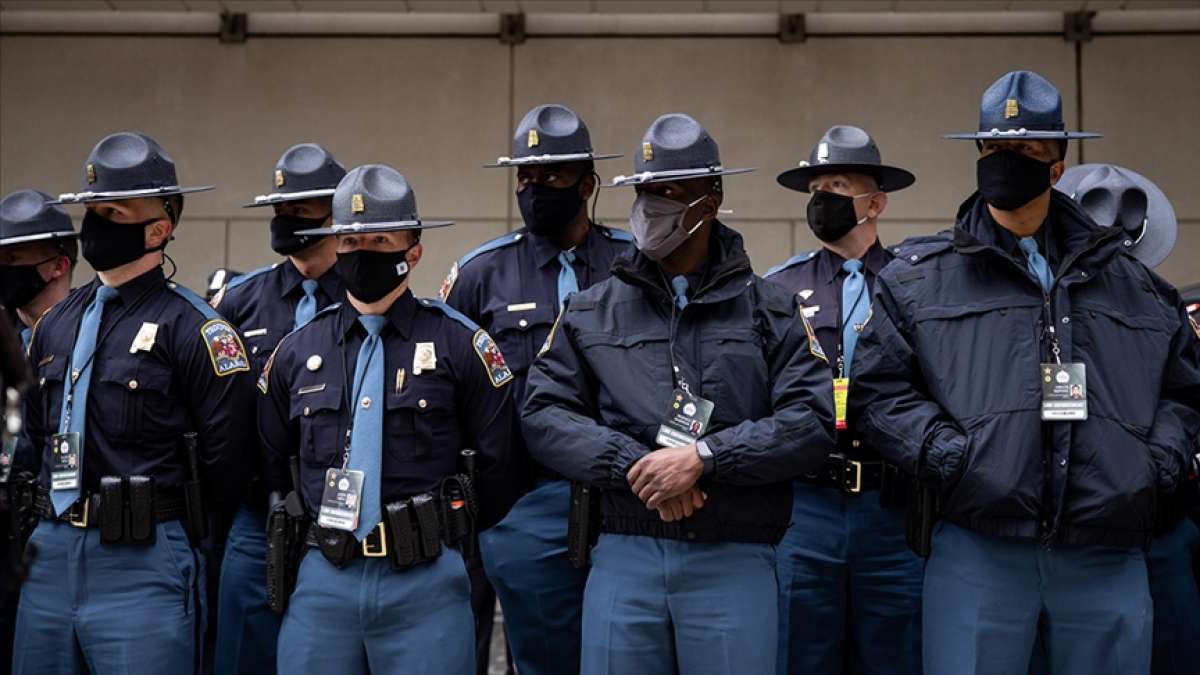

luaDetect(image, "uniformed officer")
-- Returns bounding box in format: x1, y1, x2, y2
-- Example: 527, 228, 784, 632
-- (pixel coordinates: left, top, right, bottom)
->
258, 164, 526, 675
441, 103, 632, 675
210, 142, 346, 675
765, 125, 922, 675
0, 188, 77, 670
522, 113, 837, 675
13, 131, 256, 674
1053, 163, 1199, 675
0, 190, 77, 350
849, 71, 1200, 675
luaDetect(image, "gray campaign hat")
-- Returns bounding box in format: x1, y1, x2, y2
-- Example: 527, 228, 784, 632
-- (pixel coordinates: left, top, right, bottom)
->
0, 189, 76, 247
244, 143, 347, 207
296, 164, 451, 236
54, 131, 213, 204
946, 70, 1101, 142
485, 103, 620, 168
777, 125, 915, 193
1056, 163, 1176, 268
608, 113, 754, 187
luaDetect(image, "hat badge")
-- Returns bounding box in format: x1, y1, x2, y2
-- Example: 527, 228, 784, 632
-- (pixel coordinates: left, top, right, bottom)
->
1005, 98, 1019, 119
817, 142, 830, 163
86, 164, 96, 184
351, 194, 365, 214
528, 129, 539, 148
642, 142, 654, 161
275, 169, 285, 187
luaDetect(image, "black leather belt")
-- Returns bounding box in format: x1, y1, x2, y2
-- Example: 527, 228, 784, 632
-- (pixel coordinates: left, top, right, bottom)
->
306, 522, 391, 560
798, 454, 897, 494
34, 485, 186, 528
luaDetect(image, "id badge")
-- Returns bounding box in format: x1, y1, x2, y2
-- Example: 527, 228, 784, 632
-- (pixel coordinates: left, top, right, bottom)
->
833, 378, 850, 431
317, 468, 364, 532
1041, 363, 1088, 421
49, 432, 81, 491
655, 388, 715, 448
0, 437, 14, 483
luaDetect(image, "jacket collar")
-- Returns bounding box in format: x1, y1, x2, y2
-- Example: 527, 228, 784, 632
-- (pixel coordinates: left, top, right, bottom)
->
612, 220, 753, 305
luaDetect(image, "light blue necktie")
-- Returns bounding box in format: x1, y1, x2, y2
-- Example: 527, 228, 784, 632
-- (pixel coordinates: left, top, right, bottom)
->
347, 314, 386, 540
557, 250, 579, 310
294, 278, 320, 330
54, 285, 119, 515
19, 327, 31, 351
671, 275, 689, 310
1019, 237, 1053, 292
841, 259, 870, 375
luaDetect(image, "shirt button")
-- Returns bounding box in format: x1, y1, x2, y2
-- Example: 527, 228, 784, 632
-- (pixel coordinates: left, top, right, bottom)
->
361, 397, 371, 409
128, 380, 138, 390
518, 319, 528, 328
1059, 459, 1067, 467
910, 255, 919, 262
851, 439, 861, 448
1061, 317, 1070, 324
418, 399, 428, 409
303, 406, 311, 416
39, 377, 46, 386
251, 346, 259, 355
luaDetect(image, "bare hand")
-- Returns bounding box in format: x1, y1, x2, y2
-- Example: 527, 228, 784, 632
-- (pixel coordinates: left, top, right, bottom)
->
627, 445, 703, 509
656, 486, 707, 522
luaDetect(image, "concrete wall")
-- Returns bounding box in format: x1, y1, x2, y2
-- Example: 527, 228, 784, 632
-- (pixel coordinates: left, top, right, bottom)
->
2, 33, 1197, 296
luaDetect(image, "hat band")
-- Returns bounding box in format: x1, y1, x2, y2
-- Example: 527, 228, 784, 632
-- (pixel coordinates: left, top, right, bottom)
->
253, 188, 337, 203
331, 221, 421, 232
494, 152, 597, 166
611, 165, 726, 186
57, 186, 186, 203
0, 230, 77, 246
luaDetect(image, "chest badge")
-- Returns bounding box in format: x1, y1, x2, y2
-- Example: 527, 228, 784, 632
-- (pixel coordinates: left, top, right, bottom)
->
130, 322, 159, 354
306, 354, 323, 372
413, 342, 437, 375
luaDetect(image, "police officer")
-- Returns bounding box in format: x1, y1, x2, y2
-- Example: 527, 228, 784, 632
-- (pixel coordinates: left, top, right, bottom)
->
1054, 163, 1199, 675
849, 71, 1200, 675
258, 164, 526, 674
0, 190, 77, 350
765, 125, 921, 675
13, 131, 256, 674
210, 142, 346, 675
522, 113, 837, 674
441, 103, 632, 675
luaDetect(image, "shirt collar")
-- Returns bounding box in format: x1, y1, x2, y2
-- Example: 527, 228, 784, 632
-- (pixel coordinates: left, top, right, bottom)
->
816, 238, 889, 284
279, 258, 341, 301
528, 225, 596, 270
109, 265, 165, 305
336, 288, 417, 343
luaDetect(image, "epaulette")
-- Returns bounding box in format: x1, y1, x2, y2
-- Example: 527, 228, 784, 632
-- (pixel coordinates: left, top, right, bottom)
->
169, 282, 222, 321
418, 298, 482, 332
887, 234, 955, 265
764, 250, 818, 278
456, 231, 523, 270
224, 263, 279, 292
419, 298, 513, 388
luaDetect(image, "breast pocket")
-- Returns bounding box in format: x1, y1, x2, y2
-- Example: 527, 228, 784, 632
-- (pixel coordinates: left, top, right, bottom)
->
576, 331, 672, 429
95, 358, 174, 440
489, 305, 557, 376
290, 386, 344, 469
1073, 302, 1171, 427
701, 328, 770, 422
911, 300, 1043, 419
36, 357, 68, 427
386, 380, 459, 463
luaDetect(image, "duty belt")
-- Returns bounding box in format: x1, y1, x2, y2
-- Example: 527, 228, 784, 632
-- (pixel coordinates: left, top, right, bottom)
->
33, 485, 186, 528
799, 453, 898, 494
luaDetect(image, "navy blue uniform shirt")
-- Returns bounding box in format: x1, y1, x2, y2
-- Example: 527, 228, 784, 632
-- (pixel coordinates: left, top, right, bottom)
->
765, 239, 893, 461
22, 267, 256, 509
440, 224, 634, 405
257, 291, 527, 530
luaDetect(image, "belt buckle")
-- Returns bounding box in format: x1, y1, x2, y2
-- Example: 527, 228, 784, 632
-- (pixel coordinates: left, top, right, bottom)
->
362, 522, 388, 558
844, 460, 863, 494
68, 497, 90, 528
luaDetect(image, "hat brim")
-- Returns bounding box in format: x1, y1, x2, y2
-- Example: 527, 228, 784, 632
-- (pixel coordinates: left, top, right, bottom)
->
0, 230, 78, 247
296, 220, 454, 236
51, 185, 214, 205
483, 152, 623, 168
242, 188, 337, 208
604, 167, 755, 188
944, 131, 1102, 141
776, 163, 915, 193
1055, 163, 1177, 268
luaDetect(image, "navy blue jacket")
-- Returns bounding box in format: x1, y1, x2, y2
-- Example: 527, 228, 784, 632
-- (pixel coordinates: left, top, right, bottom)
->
440, 224, 633, 406
522, 222, 837, 544
21, 268, 256, 510
766, 239, 894, 462
257, 291, 527, 530
849, 191, 1200, 549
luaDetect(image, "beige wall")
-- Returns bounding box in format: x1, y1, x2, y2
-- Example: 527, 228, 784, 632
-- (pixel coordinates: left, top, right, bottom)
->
2, 33, 1197, 296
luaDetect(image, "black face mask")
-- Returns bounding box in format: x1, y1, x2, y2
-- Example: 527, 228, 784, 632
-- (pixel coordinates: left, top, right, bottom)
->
336, 247, 412, 303
977, 150, 1054, 211
806, 190, 869, 243
0, 260, 52, 309
270, 213, 328, 256
517, 176, 586, 237
80, 210, 163, 272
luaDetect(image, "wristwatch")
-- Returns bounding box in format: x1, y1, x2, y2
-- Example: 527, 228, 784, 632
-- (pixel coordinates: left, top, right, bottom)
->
696, 440, 715, 475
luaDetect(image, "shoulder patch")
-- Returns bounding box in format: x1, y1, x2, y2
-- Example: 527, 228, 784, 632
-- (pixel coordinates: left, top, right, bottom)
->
201, 319, 250, 377
223, 263, 278, 292
456, 231, 523, 270
168, 282, 221, 321
800, 310, 827, 363
599, 225, 634, 242
472, 329, 513, 388
438, 261, 459, 302
539, 305, 566, 358
765, 250, 818, 278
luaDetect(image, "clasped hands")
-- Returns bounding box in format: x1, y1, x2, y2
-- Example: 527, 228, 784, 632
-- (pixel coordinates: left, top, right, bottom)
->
626, 444, 707, 523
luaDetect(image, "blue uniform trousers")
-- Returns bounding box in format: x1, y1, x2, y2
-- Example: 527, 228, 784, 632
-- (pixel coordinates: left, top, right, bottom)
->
479, 479, 587, 675
1144, 517, 1200, 675
925, 521, 1151, 675
12, 519, 205, 675
213, 504, 279, 675
581, 533, 778, 675
776, 484, 923, 675
276, 546, 474, 675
